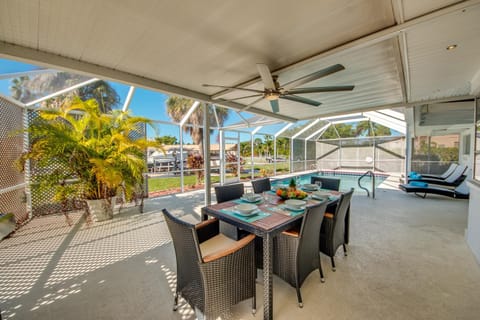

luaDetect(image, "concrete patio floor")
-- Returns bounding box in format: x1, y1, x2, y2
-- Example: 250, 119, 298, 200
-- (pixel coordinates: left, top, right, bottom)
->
1, 187, 479, 320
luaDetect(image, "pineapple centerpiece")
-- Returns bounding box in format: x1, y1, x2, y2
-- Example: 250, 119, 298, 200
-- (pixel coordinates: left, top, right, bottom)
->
276, 178, 308, 199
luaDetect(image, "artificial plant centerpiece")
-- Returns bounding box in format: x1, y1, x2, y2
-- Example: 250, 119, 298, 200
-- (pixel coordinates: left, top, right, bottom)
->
18, 97, 160, 221
276, 178, 308, 199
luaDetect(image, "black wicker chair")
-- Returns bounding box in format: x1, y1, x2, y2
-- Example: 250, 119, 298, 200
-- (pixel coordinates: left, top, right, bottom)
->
214, 183, 245, 203
311, 176, 341, 191
273, 201, 328, 307
320, 188, 354, 271
251, 178, 271, 194
162, 209, 256, 319
214, 183, 246, 240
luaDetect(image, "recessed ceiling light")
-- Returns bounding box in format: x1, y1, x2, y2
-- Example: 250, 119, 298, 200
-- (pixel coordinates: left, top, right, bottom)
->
446, 44, 457, 51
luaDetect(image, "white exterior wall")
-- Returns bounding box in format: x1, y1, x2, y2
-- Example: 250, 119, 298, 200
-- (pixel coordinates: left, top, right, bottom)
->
466, 180, 480, 265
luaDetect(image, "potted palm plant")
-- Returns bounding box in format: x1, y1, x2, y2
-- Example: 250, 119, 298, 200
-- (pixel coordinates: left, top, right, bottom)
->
18, 97, 160, 221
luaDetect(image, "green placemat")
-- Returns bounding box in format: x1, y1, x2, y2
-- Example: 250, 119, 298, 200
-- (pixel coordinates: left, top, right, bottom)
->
234, 198, 263, 204
220, 208, 271, 223
278, 205, 305, 217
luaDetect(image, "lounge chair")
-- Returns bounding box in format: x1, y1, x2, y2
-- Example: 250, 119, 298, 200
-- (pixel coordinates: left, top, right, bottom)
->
399, 181, 469, 199
407, 165, 467, 187
418, 163, 458, 180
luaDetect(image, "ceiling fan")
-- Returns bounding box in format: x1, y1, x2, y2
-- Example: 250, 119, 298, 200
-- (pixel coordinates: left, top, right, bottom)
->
203, 63, 354, 113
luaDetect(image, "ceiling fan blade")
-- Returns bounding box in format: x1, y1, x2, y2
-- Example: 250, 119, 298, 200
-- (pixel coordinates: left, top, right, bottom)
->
281, 64, 346, 90
269, 99, 280, 113
256, 63, 276, 90
203, 84, 265, 94
287, 85, 355, 94
228, 94, 263, 101
241, 96, 266, 111
280, 95, 322, 106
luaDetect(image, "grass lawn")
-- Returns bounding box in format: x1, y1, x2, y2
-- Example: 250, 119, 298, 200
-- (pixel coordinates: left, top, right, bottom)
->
148, 175, 221, 192
147, 162, 290, 192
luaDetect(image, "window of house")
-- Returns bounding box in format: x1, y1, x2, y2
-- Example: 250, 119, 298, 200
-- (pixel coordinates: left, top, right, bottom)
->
411, 134, 459, 175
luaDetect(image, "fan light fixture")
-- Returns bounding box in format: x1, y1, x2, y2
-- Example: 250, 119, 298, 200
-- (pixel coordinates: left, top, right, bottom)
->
203, 63, 354, 113
446, 44, 457, 51
265, 92, 280, 101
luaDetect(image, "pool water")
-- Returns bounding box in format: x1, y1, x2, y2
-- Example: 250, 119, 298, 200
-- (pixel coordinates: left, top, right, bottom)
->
271, 172, 388, 194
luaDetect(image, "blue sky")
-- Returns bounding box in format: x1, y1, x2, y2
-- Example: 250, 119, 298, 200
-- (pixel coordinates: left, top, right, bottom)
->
0, 58, 263, 143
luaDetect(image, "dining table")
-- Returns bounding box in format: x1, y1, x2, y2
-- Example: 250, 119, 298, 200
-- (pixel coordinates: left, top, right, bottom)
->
201, 187, 346, 320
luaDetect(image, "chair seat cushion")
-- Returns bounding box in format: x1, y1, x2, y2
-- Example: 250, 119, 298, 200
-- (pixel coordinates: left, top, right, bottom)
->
409, 181, 428, 187
282, 226, 300, 237
200, 233, 238, 259
324, 212, 334, 219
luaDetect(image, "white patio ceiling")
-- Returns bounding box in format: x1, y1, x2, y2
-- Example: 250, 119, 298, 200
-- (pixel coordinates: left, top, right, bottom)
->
0, 0, 479, 122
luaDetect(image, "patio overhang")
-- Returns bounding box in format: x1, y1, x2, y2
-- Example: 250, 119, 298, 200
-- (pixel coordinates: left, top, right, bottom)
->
0, 0, 479, 122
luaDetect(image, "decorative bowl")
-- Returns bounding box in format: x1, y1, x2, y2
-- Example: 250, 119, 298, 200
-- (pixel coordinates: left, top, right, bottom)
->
302, 183, 318, 191
234, 203, 257, 214
311, 191, 330, 200
242, 192, 261, 202
284, 199, 307, 209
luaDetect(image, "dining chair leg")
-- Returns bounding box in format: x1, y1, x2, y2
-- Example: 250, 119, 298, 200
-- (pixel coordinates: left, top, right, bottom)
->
330, 256, 336, 271
319, 255, 325, 283
173, 292, 179, 311
343, 244, 348, 256
296, 285, 303, 308
252, 272, 257, 315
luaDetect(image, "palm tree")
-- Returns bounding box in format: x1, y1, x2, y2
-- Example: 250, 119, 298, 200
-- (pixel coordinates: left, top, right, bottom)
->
77, 80, 120, 113
166, 96, 229, 155
10, 76, 33, 102
355, 120, 391, 137
253, 138, 263, 157
10, 73, 119, 112
18, 97, 160, 220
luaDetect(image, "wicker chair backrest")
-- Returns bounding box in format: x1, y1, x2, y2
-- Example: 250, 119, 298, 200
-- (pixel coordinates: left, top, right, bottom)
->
251, 178, 271, 194
311, 176, 341, 191
162, 209, 204, 309
296, 201, 327, 286
331, 188, 354, 244
214, 183, 245, 203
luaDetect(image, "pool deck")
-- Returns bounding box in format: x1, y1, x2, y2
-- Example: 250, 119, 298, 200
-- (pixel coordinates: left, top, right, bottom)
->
1, 183, 479, 320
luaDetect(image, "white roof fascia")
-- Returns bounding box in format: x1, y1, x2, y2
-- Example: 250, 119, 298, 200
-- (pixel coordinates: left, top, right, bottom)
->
212, 105, 221, 127
251, 126, 263, 135
364, 111, 406, 134
292, 119, 320, 139
122, 86, 136, 112
179, 100, 200, 127
306, 123, 331, 140
25, 78, 99, 107
331, 117, 368, 124
274, 123, 293, 138
376, 109, 405, 121
320, 113, 363, 121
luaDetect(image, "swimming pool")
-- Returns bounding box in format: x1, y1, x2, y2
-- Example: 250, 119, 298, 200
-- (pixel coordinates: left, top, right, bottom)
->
271, 171, 388, 194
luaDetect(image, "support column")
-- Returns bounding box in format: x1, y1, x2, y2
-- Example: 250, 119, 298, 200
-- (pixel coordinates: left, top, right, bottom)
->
304, 140, 307, 171
219, 130, 225, 185
251, 133, 255, 180
290, 139, 294, 173
204, 104, 211, 207
179, 126, 184, 193
273, 138, 277, 176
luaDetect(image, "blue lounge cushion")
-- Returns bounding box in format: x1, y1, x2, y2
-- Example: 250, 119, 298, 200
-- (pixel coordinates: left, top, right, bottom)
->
408, 172, 423, 179
409, 181, 428, 187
